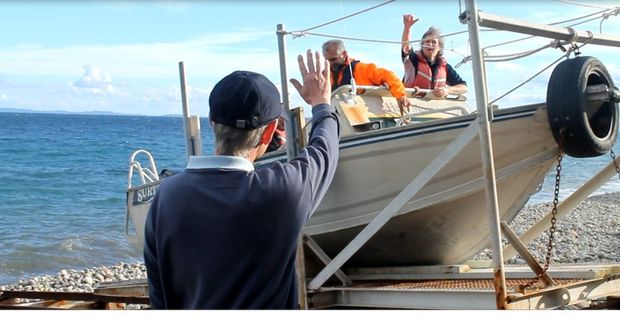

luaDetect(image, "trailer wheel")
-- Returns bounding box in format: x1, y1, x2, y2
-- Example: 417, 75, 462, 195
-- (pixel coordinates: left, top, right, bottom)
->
546, 56, 619, 158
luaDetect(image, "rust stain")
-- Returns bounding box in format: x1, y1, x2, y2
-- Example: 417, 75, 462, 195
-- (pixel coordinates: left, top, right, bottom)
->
493, 269, 506, 310
333, 278, 578, 290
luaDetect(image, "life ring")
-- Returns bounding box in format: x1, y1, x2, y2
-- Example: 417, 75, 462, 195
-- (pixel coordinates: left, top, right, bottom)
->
546, 56, 619, 158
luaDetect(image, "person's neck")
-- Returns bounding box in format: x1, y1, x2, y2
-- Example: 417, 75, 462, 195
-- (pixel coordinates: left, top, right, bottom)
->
214, 151, 256, 162
332, 63, 345, 74
424, 53, 436, 65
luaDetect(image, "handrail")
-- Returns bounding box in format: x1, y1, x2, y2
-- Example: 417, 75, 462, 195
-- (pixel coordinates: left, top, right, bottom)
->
405, 105, 469, 118
339, 85, 466, 101
127, 149, 159, 190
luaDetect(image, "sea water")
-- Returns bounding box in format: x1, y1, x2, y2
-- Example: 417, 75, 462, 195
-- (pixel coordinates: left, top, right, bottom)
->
0, 111, 619, 284
0, 112, 213, 284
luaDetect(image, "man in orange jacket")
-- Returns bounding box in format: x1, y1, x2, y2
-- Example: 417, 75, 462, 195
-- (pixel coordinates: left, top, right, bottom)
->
322, 39, 410, 111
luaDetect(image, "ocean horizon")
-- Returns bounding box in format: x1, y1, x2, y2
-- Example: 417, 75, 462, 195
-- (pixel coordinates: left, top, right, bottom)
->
1, 111, 619, 285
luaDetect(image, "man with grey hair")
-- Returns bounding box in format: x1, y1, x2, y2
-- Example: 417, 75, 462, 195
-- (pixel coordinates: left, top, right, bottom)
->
322, 39, 410, 111
401, 14, 468, 98
144, 49, 339, 309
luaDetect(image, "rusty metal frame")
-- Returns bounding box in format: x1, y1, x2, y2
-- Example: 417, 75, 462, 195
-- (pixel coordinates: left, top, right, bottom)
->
307, 272, 620, 310
0, 290, 149, 309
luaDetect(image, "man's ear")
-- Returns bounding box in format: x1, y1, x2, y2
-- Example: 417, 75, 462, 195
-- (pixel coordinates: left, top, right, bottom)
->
259, 120, 278, 145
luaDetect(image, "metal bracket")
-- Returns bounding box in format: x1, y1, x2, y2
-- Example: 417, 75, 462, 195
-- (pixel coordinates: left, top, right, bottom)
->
303, 235, 352, 286
500, 221, 556, 290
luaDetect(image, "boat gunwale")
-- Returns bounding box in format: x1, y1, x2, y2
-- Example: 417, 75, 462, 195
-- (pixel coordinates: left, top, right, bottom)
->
257, 102, 546, 164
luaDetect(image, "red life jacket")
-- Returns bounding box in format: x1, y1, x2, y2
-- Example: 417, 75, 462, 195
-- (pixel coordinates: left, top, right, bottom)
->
403, 51, 447, 89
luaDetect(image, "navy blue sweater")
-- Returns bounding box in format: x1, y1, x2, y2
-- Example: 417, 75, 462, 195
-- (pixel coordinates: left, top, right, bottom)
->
144, 104, 339, 309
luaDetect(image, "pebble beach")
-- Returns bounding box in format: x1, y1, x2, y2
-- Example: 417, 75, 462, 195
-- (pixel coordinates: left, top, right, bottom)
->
1, 193, 619, 301
475, 192, 620, 264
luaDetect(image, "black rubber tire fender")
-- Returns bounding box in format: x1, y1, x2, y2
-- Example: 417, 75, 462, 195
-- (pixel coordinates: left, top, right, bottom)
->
546, 56, 618, 158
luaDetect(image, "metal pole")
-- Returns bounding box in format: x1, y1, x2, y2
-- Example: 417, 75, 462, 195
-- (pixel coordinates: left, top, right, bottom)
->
277, 24, 300, 160
179, 61, 194, 162
477, 11, 620, 47
277, 23, 307, 309
463, 0, 507, 309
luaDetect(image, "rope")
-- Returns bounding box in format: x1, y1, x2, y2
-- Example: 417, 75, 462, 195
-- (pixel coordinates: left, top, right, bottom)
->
285, 0, 615, 72
291, 29, 470, 46
489, 33, 594, 105
484, 43, 555, 62
288, 1, 470, 58
484, 31, 596, 63
565, 26, 578, 43
293, 31, 402, 44
489, 53, 569, 106
569, 12, 615, 27
600, 8, 620, 33
292, 0, 396, 34
551, 8, 612, 25
454, 56, 471, 68
474, 7, 615, 67
291, 31, 470, 59
404, 30, 470, 45
552, 0, 614, 10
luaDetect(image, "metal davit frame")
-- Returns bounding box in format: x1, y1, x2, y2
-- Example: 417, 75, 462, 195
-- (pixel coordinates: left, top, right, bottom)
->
276, 0, 620, 310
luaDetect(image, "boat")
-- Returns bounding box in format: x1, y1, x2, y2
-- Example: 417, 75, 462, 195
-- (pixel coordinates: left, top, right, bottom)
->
125, 0, 620, 309
125, 149, 162, 249
127, 59, 617, 266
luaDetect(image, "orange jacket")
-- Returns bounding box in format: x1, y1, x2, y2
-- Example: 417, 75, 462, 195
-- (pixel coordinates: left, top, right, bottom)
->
331, 59, 406, 98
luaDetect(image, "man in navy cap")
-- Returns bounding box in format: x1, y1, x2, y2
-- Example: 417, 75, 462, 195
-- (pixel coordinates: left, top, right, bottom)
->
143, 50, 339, 309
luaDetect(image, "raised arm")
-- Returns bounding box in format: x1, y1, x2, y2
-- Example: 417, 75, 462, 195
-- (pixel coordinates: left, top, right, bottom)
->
402, 14, 418, 55
290, 49, 331, 107
289, 49, 340, 214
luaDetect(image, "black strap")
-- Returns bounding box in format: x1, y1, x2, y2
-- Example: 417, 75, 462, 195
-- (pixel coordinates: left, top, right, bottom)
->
334, 60, 359, 90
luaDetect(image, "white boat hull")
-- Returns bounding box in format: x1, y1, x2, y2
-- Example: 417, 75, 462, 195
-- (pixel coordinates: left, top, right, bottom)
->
256, 103, 560, 271
126, 103, 559, 269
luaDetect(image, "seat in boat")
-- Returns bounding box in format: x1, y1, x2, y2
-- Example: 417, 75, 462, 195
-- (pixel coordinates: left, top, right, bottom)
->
330, 85, 472, 136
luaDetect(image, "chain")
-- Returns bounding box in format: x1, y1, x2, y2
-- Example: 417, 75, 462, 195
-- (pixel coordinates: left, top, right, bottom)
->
520, 154, 563, 291
611, 149, 620, 180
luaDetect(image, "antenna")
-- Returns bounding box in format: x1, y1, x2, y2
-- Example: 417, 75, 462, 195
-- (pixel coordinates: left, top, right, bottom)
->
339, 1, 357, 105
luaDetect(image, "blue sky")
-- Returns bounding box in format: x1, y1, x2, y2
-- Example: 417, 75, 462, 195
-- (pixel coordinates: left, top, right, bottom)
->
0, 0, 618, 116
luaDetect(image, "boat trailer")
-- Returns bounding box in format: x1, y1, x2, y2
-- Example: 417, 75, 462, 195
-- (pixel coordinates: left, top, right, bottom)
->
304, 263, 620, 309
274, 0, 620, 310
0, 280, 149, 310
1, 265, 619, 309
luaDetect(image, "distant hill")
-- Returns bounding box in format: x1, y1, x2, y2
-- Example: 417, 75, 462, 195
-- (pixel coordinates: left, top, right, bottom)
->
0, 107, 181, 117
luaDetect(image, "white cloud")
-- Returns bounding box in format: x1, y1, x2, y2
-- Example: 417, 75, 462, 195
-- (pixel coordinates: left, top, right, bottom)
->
1, 94, 7, 100
0, 2, 617, 116
70, 64, 115, 95
0, 29, 277, 82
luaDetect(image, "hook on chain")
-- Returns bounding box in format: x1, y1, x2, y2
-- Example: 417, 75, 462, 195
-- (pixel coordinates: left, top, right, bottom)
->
519, 153, 563, 292
610, 149, 620, 180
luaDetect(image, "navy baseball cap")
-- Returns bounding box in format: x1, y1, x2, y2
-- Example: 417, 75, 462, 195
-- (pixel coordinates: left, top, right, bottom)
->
209, 70, 282, 130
